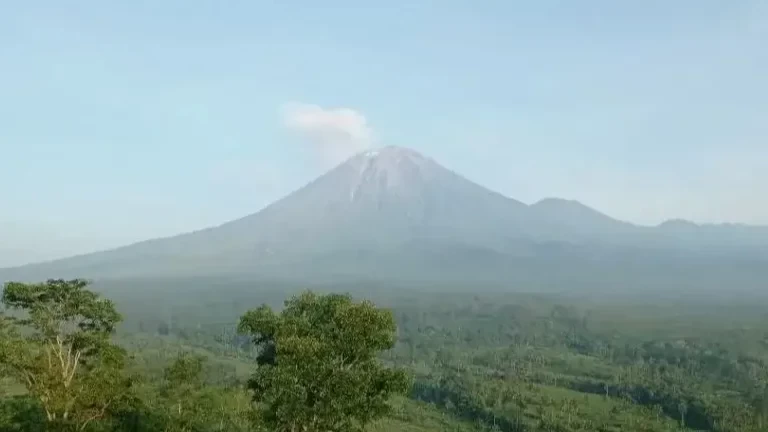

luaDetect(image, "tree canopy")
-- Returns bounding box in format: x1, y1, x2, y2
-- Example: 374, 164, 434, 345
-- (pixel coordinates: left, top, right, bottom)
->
238, 291, 410, 432
0, 279, 133, 431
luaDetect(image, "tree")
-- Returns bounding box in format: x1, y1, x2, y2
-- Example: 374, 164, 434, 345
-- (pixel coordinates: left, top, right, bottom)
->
0, 279, 133, 431
678, 400, 688, 429
159, 353, 207, 432
157, 322, 170, 336
238, 290, 410, 432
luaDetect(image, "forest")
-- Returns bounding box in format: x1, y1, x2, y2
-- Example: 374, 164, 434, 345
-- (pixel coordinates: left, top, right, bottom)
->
2, 278, 768, 432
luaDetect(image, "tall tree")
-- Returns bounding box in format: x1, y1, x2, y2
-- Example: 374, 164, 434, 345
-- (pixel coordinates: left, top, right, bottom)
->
238, 290, 410, 432
0, 279, 132, 431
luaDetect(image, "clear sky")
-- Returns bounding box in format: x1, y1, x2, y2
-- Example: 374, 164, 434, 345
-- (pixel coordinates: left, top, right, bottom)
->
1, 1, 766, 267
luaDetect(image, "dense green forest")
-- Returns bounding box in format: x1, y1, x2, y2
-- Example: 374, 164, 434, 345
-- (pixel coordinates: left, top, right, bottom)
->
3, 278, 768, 431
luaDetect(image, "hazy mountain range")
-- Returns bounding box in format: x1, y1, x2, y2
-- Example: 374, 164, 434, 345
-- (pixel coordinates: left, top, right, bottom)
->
3, 146, 767, 291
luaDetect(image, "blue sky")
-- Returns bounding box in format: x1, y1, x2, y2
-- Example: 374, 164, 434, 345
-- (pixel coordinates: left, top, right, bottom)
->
1, 1, 766, 266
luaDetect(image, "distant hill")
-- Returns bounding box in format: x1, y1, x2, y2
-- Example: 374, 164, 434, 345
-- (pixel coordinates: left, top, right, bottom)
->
2, 146, 768, 289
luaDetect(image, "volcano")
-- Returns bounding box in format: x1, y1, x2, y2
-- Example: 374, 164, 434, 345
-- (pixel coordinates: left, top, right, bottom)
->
3, 146, 768, 289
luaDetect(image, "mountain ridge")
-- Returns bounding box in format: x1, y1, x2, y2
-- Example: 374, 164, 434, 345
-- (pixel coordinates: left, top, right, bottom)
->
3, 146, 768, 284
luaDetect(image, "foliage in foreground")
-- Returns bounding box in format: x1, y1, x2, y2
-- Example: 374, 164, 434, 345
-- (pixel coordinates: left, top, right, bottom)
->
0, 281, 409, 432
238, 291, 410, 432
0, 279, 133, 431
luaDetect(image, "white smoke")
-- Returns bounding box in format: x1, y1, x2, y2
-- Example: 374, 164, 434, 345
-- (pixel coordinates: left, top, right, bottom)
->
280, 102, 376, 167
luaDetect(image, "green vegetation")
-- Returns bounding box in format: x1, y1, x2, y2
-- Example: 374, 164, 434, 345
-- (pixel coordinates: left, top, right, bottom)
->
237, 291, 409, 431
0, 279, 132, 431
3, 278, 768, 431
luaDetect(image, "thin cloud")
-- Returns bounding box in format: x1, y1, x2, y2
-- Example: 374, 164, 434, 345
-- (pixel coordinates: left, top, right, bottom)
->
280, 102, 375, 166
